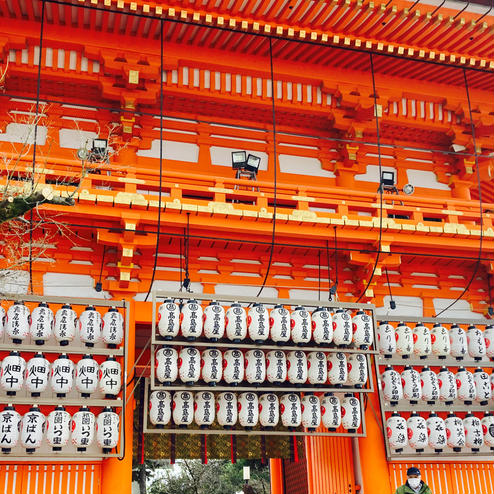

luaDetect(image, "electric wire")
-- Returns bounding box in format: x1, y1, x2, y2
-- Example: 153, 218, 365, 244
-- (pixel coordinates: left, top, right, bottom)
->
384, 267, 395, 308
325, 240, 331, 300
318, 250, 321, 302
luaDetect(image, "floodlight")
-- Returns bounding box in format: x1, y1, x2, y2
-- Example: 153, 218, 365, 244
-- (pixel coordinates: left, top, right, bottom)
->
92, 138, 108, 153
380, 171, 395, 187
245, 154, 261, 172
403, 183, 415, 195
231, 151, 247, 169
77, 148, 89, 161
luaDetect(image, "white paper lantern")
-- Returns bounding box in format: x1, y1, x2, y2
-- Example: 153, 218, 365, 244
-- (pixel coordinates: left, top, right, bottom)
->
307, 351, 327, 385
464, 414, 484, 451
0, 352, 26, 395
401, 366, 421, 404
0, 406, 21, 453
352, 310, 374, 349
224, 303, 246, 342
247, 303, 269, 343
386, 412, 407, 451
157, 299, 180, 340
287, 350, 308, 384
420, 367, 439, 404
467, 325, 486, 361
332, 309, 352, 346
71, 407, 95, 451
245, 349, 266, 384
201, 348, 222, 385
290, 306, 311, 345
341, 394, 361, 432
456, 367, 476, 404
79, 306, 102, 347
412, 323, 431, 359
172, 391, 194, 427
395, 322, 413, 358
269, 305, 290, 343
346, 353, 368, 388
280, 393, 301, 428
238, 392, 259, 429
155, 347, 178, 384
481, 412, 494, 449
222, 349, 244, 385
194, 391, 215, 427
266, 350, 287, 384
178, 347, 200, 385
102, 307, 124, 348
445, 413, 466, 451
427, 413, 446, 452
204, 301, 225, 341
149, 391, 172, 427
377, 321, 396, 358
491, 372, 494, 398
473, 368, 491, 405
484, 325, 494, 359
96, 407, 120, 453
311, 308, 333, 346
327, 352, 348, 386
180, 300, 203, 340
449, 324, 467, 360
54, 304, 77, 346
75, 355, 99, 397
21, 406, 45, 453
25, 353, 50, 397
29, 302, 54, 345
381, 366, 403, 404
431, 323, 450, 359
437, 367, 457, 404
46, 406, 71, 451
216, 392, 237, 428
6, 302, 30, 344
51, 354, 74, 397
99, 357, 122, 397
301, 394, 321, 431
259, 393, 279, 428
0, 305, 5, 339
320, 393, 341, 431
407, 412, 428, 451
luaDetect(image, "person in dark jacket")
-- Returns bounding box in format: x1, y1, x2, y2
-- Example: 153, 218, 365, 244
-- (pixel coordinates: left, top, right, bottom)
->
394, 467, 432, 494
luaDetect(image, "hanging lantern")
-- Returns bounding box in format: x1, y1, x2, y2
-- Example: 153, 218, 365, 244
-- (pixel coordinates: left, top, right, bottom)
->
327, 352, 348, 387
149, 391, 172, 427
201, 348, 222, 385
473, 368, 491, 405
464, 413, 484, 451
332, 309, 352, 346
401, 365, 421, 404
96, 407, 120, 453
79, 306, 102, 348
204, 301, 226, 341
269, 305, 290, 343
412, 323, 431, 359
245, 349, 266, 384
5, 301, 30, 344
312, 307, 333, 346
381, 365, 403, 405
0, 351, 26, 396
377, 321, 396, 358
287, 350, 308, 385
420, 366, 439, 404
157, 299, 180, 340
71, 407, 95, 451
320, 393, 341, 431
75, 355, 99, 397
180, 300, 203, 341
224, 303, 246, 342
407, 412, 428, 452
223, 349, 244, 385
456, 367, 476, 404
341, 394, 361, 432
346, 353, 367, 388
258, 393, 279, 428
431, 323, 450, 359
444, 412, 466, 452
20, 406, 45, 453
467, 325, 486, 361
290, 306, 311, 345
216, 392, 237, 428
238, 392, 259, 429
194, 391, 215, 428
178, 347, 200, 385
29, 302, 54, 346
0, 405, 21, 453
437, 366, 457, 405
102, 307, 124, 348
491, 372, 494, 397
280, 393, 301, 429
54, 304, 77, 346
247, 303, 269, 343
0, 305, 5, 339
481, 412, 494, 450
307, 351, 327, 385
427, 413, 446, 452
25, 353, 50, 397
449, 324, 467, 360
352, 310, 374, 349
266, 350, 287, 384
99, 356, 122, 398
172, 391, 194, 427
50, 354, 74, 398
46, 406, 71, 451
155, 347, 178, 385
395, 322, 413, 358
301, 393, 321, 431
484, 324, 494, 359
386, 412, 407, 452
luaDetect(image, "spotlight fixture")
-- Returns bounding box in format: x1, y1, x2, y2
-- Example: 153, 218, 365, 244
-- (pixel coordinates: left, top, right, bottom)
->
402, 183, 415, 195
378, 171, 414, 195
76, 148, 89, 161
245, 154, 261, 173
380, 171, 395, 187
90, 138, 109, 163
232, 151, 247, 169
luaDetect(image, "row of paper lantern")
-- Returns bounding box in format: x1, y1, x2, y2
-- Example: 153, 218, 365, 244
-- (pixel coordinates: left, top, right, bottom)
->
0, 405, 119, 454
156, 347, 368, 387
158, 300, 374, 348
377, 321, 494, 360
0, 352, 122, 398
0, 302, 124, 348
381, 365, 493, 405
149, 390, 361, 431
387, 411, 494, 453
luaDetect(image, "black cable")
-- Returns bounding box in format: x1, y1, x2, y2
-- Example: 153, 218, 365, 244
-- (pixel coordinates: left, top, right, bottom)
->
144, 19, 164, 302
183, 212, 191, 291
331, 227, 339, 298
435, 69, 484, 317
384, 267, 396, 309
179, 236, 183, 291
318, 250, 321, 302
488, 274, 494, 316
95, 245, 106, 291
325, 240, 331, 300
453, 1, 470, 20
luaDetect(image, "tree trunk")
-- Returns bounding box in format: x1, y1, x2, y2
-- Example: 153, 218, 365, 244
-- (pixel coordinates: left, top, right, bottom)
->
138, 463, 147, 494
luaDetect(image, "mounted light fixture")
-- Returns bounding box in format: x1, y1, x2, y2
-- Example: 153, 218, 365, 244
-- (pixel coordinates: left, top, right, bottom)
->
402, 183, 415, 195
90, 138, 108, 162
231, 151, 247, 169
379, 171, 414, 195
245, 154, 261, 172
